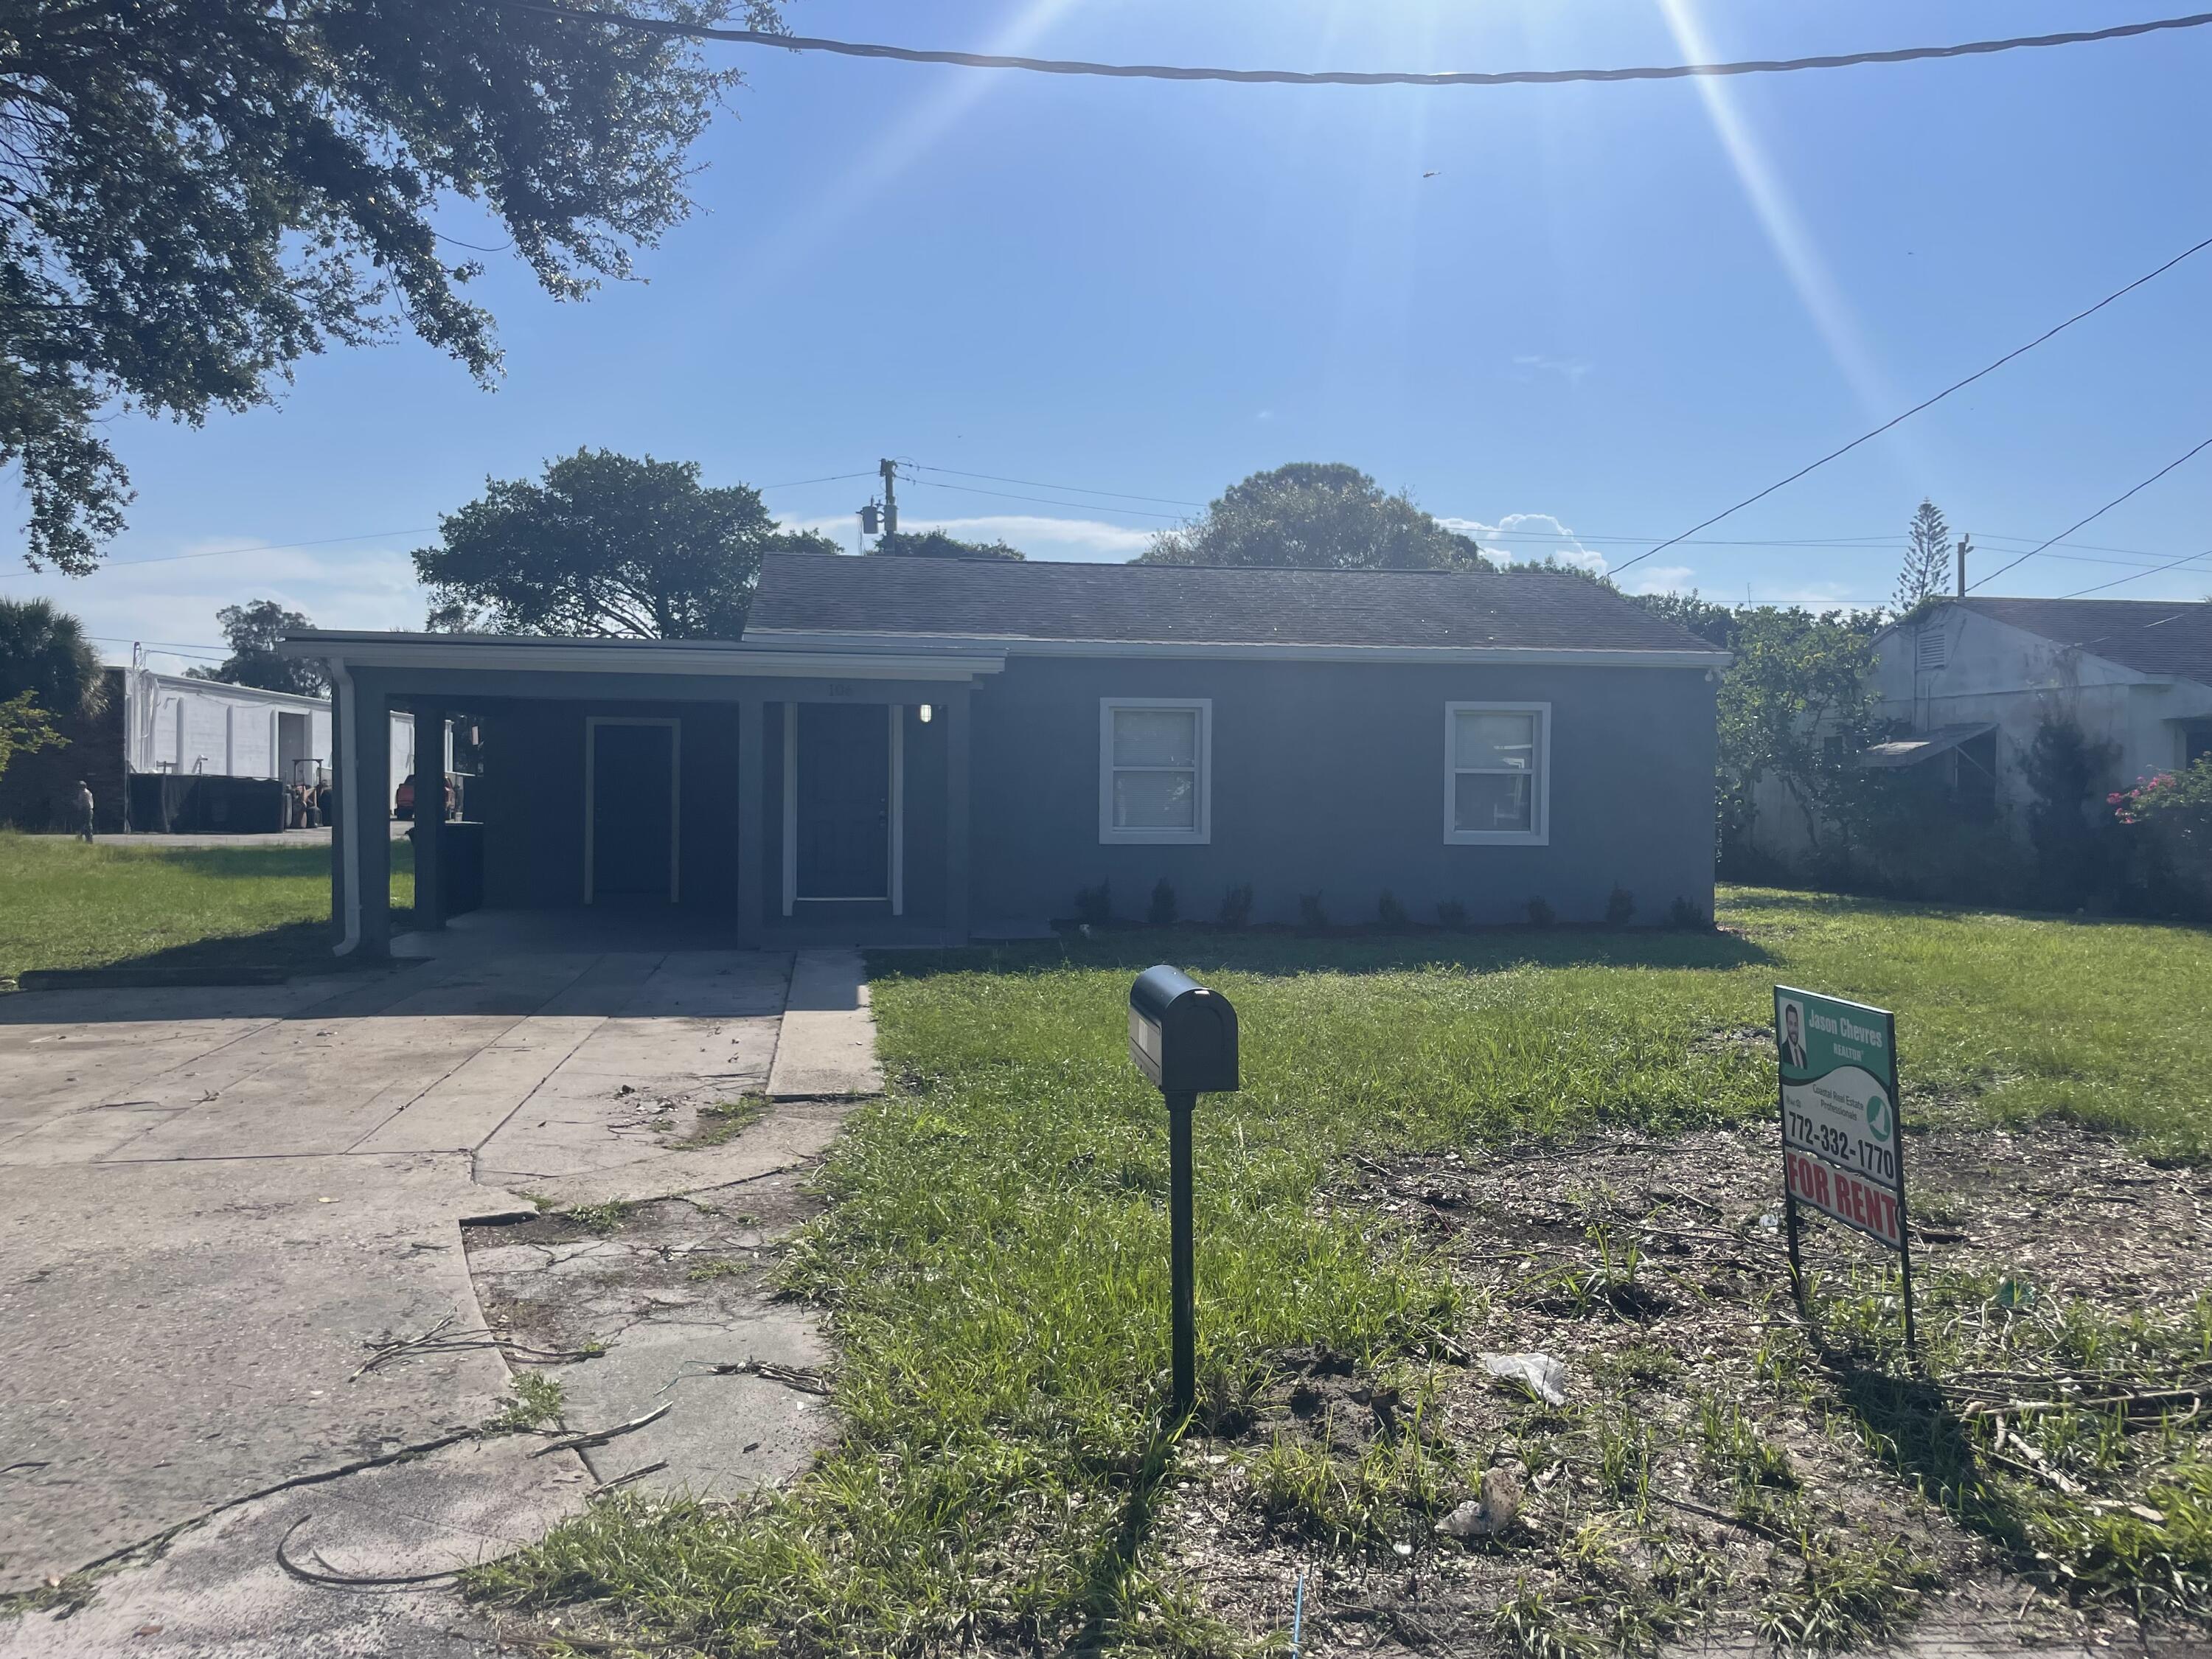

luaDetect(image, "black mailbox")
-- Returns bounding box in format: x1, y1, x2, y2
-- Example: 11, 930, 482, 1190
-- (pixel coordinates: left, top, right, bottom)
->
1129, 964, 1239, 1096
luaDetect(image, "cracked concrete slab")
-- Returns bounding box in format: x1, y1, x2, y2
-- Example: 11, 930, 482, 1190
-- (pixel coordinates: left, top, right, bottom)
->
12, 1436, 588, 1659
0, 931, 878, 1645
0, 1153, 503, 1592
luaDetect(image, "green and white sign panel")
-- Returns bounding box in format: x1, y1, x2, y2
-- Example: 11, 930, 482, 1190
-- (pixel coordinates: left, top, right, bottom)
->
1775, 985, 1905, 1252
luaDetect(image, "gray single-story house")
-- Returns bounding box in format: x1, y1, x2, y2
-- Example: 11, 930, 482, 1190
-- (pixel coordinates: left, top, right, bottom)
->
282, 553, 1728, 952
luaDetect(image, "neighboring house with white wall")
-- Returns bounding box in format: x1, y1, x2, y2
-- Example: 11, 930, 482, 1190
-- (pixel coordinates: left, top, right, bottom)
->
0, 666, 416, 832
1747, 597, 2212, 864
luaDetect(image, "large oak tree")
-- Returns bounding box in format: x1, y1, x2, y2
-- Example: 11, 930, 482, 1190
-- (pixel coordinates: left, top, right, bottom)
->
1144, 462, 1490, 571
1, 0, 782, 572
414, 448, 832, 639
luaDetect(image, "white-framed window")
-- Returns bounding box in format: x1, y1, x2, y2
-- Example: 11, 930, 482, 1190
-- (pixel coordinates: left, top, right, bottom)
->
1099, 698, 1211, 844
1444, 702, 1549, 845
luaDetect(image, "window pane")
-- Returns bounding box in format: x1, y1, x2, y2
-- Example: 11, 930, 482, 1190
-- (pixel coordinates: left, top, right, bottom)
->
1455, 770, 1532, 834
1113, 708, 1197, 768
1454, 709, 1535, 771
1116, 768, 1195, 830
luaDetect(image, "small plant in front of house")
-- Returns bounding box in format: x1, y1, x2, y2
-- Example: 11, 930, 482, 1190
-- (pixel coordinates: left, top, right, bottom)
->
1298, 892, 1328, 931
487, 1372, 566, 1433
1147, 878, 1178, 926
1377, 890, 1408, 928
1526, 897, 1555, 928
1604, 885, 1637, 926
1436, 898, 1468, 929
1074, 880, 1111, 926
1218, 883, 1253, 928
568, 1199, 633, 1234
1666, 895, 1706, 930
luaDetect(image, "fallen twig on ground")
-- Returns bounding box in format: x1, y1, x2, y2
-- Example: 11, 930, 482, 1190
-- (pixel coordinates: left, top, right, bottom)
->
594, 1460, 669, 1492
531, 1401, 674, 1456
659, 1358, 833, 1397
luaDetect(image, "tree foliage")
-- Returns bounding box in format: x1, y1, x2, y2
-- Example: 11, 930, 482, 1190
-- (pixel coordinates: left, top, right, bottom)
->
1716, 607, 1884, 858
0, 595, 104, 715
0, 0, 783, 572
1143, 463, 1491, 571
0, 689, 63, 780
1893, 498, 1952, 612
872, 529, 1026, 560
188, 599, 325, 695
414, 449, 833, 639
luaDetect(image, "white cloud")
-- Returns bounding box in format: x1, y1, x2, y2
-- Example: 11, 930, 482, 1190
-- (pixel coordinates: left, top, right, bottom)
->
1626, 565, 1697, 597
782, 512, 1152, 563
1444, 512, 1615, 578
1510, 354, 1593, 385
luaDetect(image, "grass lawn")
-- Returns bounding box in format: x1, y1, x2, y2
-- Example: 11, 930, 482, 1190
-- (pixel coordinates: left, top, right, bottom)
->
0, 830, 412, 986
466, 888, 2212, 1655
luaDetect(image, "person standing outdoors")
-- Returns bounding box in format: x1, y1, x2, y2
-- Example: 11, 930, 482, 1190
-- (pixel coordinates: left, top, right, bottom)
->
74, 778, 96, 842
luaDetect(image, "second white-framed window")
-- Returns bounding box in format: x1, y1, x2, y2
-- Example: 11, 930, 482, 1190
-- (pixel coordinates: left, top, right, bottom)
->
1100, 698, 1211, 844
1444, 702, 1549, 845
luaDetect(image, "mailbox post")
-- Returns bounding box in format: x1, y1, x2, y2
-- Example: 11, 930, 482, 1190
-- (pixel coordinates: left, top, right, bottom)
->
1128, 965, 1239, 1419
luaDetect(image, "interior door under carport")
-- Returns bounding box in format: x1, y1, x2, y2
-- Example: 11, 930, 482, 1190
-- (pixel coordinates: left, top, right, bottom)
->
785, 702, 900, 914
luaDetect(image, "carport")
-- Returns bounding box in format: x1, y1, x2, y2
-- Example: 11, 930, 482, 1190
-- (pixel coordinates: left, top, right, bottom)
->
284, 631, 1004, 956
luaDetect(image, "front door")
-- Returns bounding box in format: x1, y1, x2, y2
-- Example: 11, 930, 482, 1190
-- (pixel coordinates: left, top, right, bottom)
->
590, 720, 677, 904
795, 703, 889, 900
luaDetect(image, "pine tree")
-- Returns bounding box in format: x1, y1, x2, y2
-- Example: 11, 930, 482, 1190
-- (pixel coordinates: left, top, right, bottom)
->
1894, 498, 1952, 611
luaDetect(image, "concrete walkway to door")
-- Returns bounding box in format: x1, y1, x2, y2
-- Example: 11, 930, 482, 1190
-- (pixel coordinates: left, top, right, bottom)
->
0, 931, 881, 1650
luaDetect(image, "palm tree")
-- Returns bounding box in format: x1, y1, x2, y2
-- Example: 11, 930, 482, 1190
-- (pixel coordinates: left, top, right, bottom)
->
0, 597, 106, 717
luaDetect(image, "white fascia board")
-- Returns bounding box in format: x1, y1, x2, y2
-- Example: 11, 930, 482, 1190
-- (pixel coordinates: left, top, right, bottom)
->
279, 632, 1004, 681
745, 628, 1732, 669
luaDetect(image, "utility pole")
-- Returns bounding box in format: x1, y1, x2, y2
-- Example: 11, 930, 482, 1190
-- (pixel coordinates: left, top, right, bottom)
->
1955, 533, 1972, 597
879, 457, 900, 540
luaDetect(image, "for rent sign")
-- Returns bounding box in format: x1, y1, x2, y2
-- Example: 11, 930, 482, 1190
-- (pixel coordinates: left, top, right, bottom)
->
1775, 984, 1902, 1251
1774, 984, 1917, 1349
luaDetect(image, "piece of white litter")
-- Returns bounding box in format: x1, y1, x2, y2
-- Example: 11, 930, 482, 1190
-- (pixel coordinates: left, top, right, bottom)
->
1436, 1465, 1523, 1538
1477, 1352, 1568, 1406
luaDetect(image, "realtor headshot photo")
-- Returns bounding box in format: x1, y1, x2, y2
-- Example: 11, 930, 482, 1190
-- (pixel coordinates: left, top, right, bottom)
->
1778, 999, 1809, 1070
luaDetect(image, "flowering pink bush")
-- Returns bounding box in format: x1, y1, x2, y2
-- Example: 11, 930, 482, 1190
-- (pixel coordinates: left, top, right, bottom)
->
2112, 759, 2212, 892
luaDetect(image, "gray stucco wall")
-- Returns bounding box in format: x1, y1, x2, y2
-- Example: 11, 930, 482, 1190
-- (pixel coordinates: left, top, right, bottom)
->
967, 655, 1718, 931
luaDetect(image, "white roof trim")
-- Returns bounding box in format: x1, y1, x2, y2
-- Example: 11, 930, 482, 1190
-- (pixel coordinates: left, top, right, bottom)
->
745, 627, 1731, 669
279, 630, 1004, 681
139, 669, 330, 709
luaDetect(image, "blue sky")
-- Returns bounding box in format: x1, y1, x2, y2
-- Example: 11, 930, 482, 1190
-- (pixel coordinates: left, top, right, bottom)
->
9, 0, 2212, 669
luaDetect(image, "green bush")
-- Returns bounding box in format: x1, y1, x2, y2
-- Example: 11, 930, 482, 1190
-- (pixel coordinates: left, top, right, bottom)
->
1147, 878, 1177, 926
1436, 898, 1468, 928
1074, 880, 1110, 926
1376, 890, 1408, 928
1217, 883, 1253, 928
1604, 886, 1636, 927
1525, 896, 1555, 928
1297, 892, 1327, 931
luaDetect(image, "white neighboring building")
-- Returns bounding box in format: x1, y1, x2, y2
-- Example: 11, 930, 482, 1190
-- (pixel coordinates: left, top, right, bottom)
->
1747, 597, 2212, 863
125, 669, 414, 786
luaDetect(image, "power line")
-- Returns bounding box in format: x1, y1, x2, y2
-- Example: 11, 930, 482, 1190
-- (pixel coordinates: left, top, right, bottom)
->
493, 1, 2212, 90
2062, 546, 2212, 597
0, 526, 439, 578
1614, 229, 2212, 574
908, 463, 1203, 509
758, 470, 876, 491
898, 476, 1182, 520
1970, 434, 2212, 591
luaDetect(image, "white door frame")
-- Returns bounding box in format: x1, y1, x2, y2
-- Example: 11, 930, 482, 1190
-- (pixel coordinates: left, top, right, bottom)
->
584, 715, 681, 905
782, 702, 902, 914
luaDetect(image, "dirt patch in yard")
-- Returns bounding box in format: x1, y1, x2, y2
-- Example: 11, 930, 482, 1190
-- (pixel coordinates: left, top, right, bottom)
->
1159, 1121, 2212, 1657
462, 1168, 823, 1363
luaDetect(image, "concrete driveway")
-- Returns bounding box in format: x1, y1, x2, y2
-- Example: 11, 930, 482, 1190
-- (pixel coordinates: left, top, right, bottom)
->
0, 933, 880, 1648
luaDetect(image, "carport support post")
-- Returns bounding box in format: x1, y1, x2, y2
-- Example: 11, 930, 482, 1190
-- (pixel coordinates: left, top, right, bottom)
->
350, 677, 393, 957
945, 684, 971, 942
412, 705, 447, 929
1168, 1090, 1197, 1421
737, 697, 765, 946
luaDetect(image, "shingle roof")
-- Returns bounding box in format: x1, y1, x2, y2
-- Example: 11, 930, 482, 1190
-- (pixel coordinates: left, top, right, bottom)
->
1957, 597, 2212, 686
745, 553, 1722, 655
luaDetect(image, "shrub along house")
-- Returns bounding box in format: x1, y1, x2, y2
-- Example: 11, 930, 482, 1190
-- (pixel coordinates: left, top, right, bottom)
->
283, 553, 1728, 953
